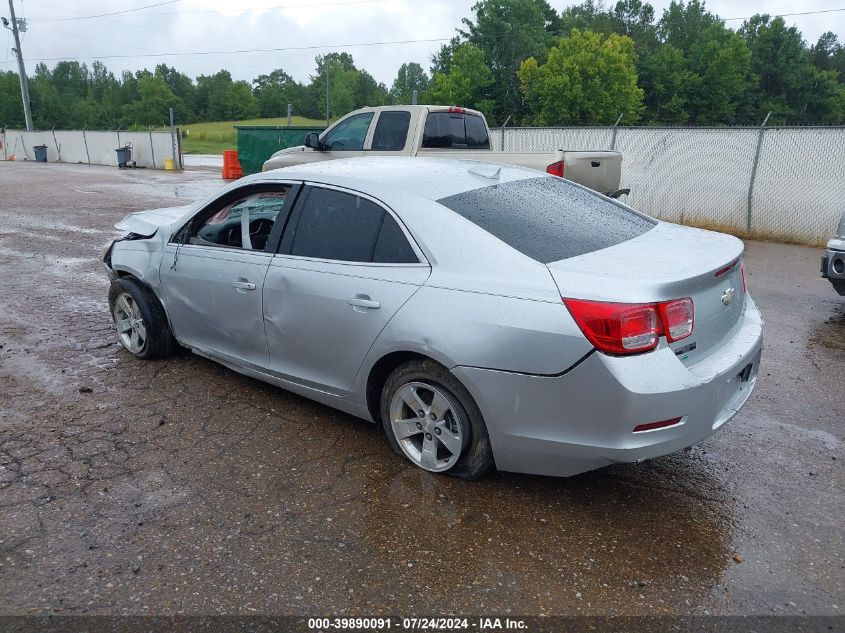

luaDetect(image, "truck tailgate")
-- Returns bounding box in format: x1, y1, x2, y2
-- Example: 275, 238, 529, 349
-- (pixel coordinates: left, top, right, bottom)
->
420, 149, 622, 195
561, 151, 621, 195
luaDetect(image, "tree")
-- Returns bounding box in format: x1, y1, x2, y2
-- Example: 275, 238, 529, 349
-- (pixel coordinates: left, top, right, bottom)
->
195, 70, 235, 121
741, 15, 844, 123
638, 44, 690, 123
685, 23, 750, 124
427, 43, 494, 116
155, 64, 197, 120
355, 70, 389, 108
518, 29, 644, 125
810, 32, 845, 81
657, 0, 719, 54
253, 69, 305, 119
122, 74, 183, 126
308, 53, 361, 120
0, 71, 25, 128
390, 63, 430, 104
460, 0, 561, 123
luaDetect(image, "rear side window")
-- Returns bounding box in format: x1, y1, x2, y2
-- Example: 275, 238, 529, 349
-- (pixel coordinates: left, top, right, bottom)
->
373, 214, 418, 263
285, 187, 418, 264
422, 112, 490, 149
437, 177, 655, 263
372, 111, 411, 151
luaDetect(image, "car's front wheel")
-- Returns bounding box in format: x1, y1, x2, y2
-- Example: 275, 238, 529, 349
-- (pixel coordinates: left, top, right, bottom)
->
108, 277, 176, 360
380, 359, 495, 480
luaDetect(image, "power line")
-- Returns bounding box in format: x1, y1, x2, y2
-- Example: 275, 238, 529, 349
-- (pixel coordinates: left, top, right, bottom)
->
35, 0, 180, 21
723, 7, 845, 22
20, 37, 452, 62
28, 0, 388, 21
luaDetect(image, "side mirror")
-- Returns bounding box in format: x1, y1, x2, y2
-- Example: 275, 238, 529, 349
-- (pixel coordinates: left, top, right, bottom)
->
304, 132, 321, 150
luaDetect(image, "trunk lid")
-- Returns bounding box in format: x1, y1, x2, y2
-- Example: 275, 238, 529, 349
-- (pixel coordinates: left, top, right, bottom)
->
547, 222, 746, 365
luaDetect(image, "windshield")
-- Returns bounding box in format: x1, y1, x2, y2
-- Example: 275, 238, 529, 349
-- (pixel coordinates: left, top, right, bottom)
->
437, 177, 656, 263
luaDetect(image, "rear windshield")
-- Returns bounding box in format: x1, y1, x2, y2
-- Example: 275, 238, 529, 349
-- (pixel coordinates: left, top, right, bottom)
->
437, 177, 655, 263
422, 112, 490, 149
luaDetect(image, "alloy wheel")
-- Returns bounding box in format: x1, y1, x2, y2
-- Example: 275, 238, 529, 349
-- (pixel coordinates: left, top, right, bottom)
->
113, 292, 146, 354
389, 381, 464, 472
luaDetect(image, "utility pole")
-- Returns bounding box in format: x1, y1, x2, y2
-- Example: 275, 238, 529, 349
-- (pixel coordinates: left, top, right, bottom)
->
325, 63, 330, 127
5, 0, 33, 131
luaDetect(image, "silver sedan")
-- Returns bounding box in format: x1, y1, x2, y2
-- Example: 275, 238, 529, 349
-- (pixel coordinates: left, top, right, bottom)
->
104, 156, 763, 479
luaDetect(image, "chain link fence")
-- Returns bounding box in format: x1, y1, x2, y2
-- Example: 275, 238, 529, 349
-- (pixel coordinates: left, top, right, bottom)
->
491, 125, 845, 245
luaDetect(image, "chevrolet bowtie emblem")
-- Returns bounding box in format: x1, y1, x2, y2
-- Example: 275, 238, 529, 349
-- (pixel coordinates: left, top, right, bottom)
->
721, 287, 736, 305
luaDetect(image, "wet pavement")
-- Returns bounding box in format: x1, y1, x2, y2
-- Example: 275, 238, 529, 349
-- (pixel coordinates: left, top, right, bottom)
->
0, 161, 842, 617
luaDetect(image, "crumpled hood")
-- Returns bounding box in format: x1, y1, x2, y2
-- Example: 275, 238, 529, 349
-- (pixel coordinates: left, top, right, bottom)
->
114, 204, 193, 237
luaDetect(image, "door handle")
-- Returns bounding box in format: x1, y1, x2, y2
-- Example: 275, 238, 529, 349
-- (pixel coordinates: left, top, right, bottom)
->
232, 281, 256, 291
347, 297, 381, 310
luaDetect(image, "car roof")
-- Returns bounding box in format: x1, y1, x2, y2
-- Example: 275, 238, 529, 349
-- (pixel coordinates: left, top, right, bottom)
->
251, 156, 548, 201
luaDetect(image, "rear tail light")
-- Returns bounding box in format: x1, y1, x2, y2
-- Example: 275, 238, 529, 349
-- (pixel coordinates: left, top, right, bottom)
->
740, 258, 747, 292
546, 161, 565, 178
658, 297, 694, 342
563, 298, 694, 355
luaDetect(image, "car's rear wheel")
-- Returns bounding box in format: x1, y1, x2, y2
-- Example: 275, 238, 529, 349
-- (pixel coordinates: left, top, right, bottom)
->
380, 359, 495, 480
108, 278, 176, 360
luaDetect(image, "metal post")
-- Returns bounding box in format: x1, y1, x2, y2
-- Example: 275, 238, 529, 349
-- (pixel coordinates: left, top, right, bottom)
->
287, 103, 292, 126
176, 126, 183, 170
148, 126, 155, 168
411, 89, 418, 106
325, 65, 330, 126
500, 115, 512, 151
51, 126, 61, 162
82, 126, 90, 164
169, 107, 177, 169
610, 112, 623, 150
746, 111, 771, 232
7, 0, 33, 131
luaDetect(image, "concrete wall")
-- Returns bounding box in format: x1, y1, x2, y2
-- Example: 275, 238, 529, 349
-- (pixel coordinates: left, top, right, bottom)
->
1, 128, 180, 170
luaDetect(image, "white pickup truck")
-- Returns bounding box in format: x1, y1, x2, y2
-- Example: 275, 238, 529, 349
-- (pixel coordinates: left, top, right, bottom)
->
262, 105, 625, 196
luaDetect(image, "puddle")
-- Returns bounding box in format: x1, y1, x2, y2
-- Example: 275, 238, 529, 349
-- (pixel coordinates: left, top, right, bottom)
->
808, 305, 845, 351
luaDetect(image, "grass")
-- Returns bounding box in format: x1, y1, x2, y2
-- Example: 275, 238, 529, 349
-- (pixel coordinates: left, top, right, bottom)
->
167, 116, 328, 154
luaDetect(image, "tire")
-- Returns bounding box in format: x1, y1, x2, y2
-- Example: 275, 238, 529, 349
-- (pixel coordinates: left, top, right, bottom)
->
380, 359, 495, 480
108, 277, 176, 360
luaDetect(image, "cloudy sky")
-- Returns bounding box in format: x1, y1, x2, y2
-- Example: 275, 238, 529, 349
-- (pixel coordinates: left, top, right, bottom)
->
2, 0, 842, 85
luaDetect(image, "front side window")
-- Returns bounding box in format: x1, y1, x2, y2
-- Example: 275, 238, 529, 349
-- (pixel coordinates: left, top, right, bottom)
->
284, 187, 418, 263
371, 111, 411, 151
322, 112, 374, 151
189, 188, 291, 251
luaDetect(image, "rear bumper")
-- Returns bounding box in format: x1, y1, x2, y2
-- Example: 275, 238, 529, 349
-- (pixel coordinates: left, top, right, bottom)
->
453, 297, 764, 477
821, 247, 845, 294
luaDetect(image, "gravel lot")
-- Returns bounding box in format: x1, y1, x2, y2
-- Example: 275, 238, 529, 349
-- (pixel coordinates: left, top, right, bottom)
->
0, 161, 842, 617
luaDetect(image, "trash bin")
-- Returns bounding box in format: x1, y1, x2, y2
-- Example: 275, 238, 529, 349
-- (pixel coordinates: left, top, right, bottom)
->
33, 145, 48, 163
115, 144, 133, 168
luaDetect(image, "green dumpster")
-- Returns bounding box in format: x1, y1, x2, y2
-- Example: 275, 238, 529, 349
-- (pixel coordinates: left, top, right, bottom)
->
235, 125, 325, 175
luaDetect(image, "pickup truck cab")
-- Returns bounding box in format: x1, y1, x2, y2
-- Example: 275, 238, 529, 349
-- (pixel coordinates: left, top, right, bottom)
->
262, 105, 623, 196
821, 210, 845, 296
